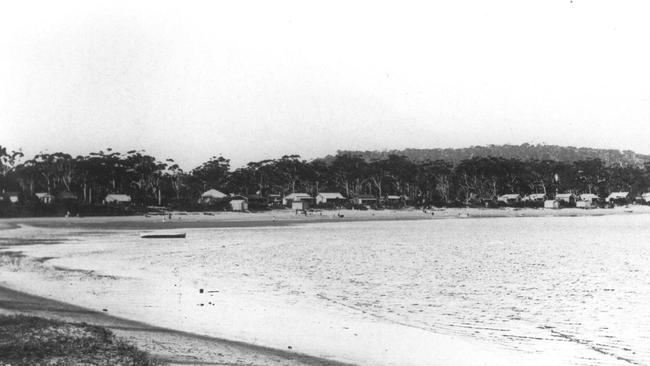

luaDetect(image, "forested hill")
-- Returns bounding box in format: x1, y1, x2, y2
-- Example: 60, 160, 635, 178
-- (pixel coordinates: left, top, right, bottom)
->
326, 144, 650, 166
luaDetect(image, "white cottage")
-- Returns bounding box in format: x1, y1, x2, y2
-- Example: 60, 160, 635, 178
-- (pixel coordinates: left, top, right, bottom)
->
606, 192, 630, 205
199, 189, 228, 204
104, 194, 132, 204
282, 193, 312, 207
315, 192, 346, 205
497, 194, 521, 205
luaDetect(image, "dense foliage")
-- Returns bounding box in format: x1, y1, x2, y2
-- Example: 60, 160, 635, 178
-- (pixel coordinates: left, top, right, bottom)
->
1, 144, 650, 216
330, 144, 650, 167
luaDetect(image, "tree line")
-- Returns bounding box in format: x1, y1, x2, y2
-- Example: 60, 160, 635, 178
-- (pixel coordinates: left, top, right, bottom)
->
1, 145, 650, 215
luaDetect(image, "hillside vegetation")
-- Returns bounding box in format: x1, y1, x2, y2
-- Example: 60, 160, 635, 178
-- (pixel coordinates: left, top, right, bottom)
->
328, 144, 650, 166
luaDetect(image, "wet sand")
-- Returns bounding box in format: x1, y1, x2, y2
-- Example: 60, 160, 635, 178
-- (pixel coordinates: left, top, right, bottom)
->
0, 285, 351, 366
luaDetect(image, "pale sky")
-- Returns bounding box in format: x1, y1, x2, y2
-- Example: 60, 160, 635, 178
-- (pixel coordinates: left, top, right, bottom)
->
1, 0, 649, 169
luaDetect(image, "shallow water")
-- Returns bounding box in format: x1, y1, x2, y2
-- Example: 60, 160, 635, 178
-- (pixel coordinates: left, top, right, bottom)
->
2, 214, 650, 365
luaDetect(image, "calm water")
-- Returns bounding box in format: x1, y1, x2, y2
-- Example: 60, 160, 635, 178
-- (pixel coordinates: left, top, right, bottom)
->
3, 214, 650, 365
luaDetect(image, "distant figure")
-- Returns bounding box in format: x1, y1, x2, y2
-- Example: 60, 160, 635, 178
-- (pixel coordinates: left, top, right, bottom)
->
65, 211, 70, 218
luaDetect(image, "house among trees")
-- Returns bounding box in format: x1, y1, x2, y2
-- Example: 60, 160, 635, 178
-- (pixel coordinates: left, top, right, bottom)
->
606, 192, 631, 205
229, 195, 248, 212
641, 192, 650, 205
577, 193, 599, 209
267, 194, 282, 207
315, 192, 346, 205
555, 193, 576, 207
544, 200, 560, 209
283, 193, 312, 207
291, 199, 310, 211
523, 193, 546, 203
35, 192, 55, 204
199, 189, 227, 204
104, 194, 132, 204
497, 194, 521, 206
352, 194, 378, 206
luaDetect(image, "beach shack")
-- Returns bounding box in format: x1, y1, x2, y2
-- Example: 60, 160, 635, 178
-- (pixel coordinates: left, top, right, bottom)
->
544, 200, 560, 209
606, 192, 631, 205
199, 189, 227, 204
229, 195, 249, 211
291, 200, 310, 211
35, 192, 55, 204
315, 192, 346, 205
523, 193, 546, 203
352, 194, 378, 206
641, 193, 650, 205
267, 194, 282, 207
283, 193, 313, 207
576, 193, 599, 209
497, 194, 521, 206
555, 193, 576, 207
104, 194, 132, 204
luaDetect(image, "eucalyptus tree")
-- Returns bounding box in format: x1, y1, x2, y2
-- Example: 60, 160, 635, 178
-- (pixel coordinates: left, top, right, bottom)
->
123, 150, 169, 206
0, 146, 23, 192
329, 154, 368, 197
418, 160, 453, 204
191, 156, 231, 193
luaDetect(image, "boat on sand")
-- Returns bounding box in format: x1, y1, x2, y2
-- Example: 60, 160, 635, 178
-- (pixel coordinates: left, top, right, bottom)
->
140, 232, 187, 239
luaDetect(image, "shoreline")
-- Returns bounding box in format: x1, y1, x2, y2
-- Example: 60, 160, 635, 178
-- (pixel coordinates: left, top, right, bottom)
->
0, 284, 353, 366
2, 205, 649, 231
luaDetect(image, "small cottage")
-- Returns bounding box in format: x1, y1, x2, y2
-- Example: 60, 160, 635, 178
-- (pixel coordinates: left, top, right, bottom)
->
555, 193, 576, 206
35, 192, 55, 204
606, 192, 631, 205
544, 200, 560, 209
315, 192, 346, 205
497, 194, 521, 205
641, 192, 650, 204
104, 194, 132, 204
523, 193, 546, 202
291, 200, 310, 211
353, 194, 378, 205
229, 195, 249, 212
283, 193, 313, 207
199, 189, 228, 204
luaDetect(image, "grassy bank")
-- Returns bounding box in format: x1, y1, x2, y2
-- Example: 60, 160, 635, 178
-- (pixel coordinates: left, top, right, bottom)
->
0, 314, 161, 366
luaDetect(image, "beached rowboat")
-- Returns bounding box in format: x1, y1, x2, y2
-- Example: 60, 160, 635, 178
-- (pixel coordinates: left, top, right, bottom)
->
140, 232, 187, 239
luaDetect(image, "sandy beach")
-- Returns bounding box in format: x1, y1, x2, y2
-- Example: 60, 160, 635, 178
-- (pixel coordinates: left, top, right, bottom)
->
2, 207, 650, 365
2, 205, 648, 230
